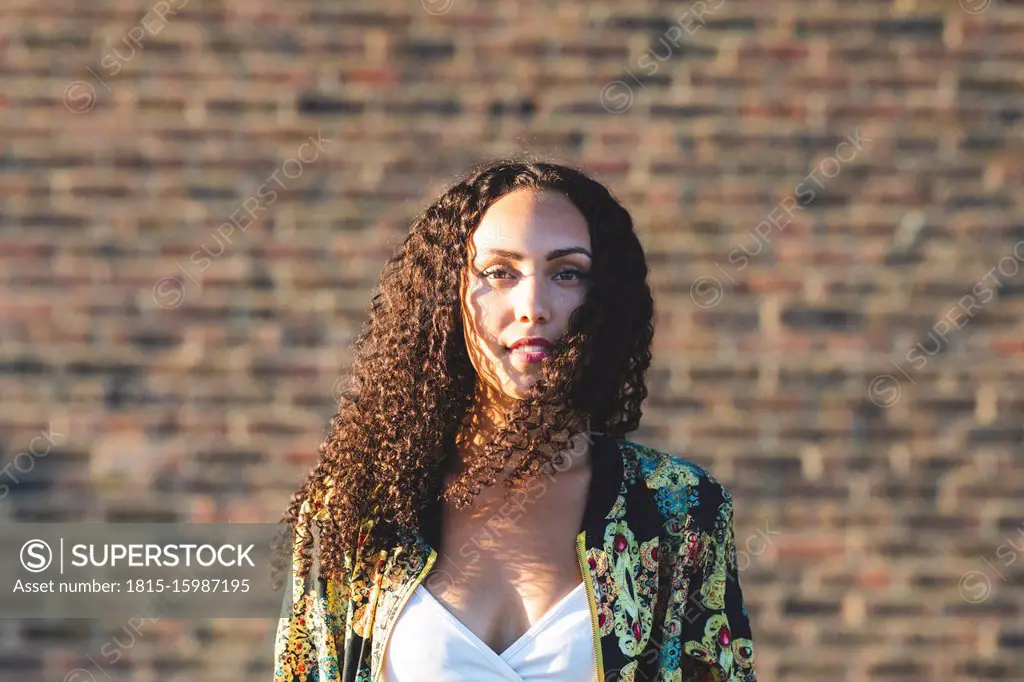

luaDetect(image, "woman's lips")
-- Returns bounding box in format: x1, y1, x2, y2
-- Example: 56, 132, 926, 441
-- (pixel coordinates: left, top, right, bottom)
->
509, 345, 551, 363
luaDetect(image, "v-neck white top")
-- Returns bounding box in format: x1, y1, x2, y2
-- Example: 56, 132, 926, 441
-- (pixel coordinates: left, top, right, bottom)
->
382, 582, 597, 681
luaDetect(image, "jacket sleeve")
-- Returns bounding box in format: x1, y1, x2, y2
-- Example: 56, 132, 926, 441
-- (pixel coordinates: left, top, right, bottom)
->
271, 500, 346, 682
677, 483, 757, 682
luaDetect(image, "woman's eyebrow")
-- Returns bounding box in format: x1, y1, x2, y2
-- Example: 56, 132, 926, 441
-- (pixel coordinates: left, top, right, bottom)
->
480, 246, 593, 261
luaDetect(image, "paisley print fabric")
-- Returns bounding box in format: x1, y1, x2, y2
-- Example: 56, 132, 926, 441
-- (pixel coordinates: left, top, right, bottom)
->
595, 520, 658, 657
272, 436, 757, 682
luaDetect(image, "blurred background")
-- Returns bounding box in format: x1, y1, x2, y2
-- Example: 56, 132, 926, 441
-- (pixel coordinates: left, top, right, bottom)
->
1, 0, 1023, 680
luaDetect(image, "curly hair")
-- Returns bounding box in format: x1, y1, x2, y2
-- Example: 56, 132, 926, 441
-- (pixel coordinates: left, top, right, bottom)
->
273, 156, 655, 587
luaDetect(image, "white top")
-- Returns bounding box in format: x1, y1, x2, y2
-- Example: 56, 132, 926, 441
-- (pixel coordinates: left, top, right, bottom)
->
382, 582, 597, 681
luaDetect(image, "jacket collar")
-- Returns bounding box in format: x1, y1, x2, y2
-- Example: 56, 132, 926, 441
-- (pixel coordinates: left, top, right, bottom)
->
578, 430, 625, 533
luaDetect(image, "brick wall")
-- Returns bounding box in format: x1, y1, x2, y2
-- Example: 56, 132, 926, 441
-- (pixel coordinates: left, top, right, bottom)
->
1, 0, 1023, 680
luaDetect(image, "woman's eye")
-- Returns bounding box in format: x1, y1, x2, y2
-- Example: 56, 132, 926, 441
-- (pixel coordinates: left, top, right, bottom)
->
555, 269, 588, 281
481, 268, 513, 280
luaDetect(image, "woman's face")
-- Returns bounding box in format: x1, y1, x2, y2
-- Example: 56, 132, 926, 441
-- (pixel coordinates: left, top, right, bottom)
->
461, 188, 593, 403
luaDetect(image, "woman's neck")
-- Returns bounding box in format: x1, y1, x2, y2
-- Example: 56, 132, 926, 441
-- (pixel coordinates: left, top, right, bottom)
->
447, 387, 593, 480
447, 395, 509, 476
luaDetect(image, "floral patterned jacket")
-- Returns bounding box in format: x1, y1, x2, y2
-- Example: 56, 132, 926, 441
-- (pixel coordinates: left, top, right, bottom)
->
273, 434, 757, 681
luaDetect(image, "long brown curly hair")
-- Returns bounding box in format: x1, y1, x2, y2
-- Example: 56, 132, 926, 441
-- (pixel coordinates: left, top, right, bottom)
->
274, 156, 655, 586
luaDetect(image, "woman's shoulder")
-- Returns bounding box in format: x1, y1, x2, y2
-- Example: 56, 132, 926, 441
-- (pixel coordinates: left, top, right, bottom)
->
286, 472, 329, 522
614, 437, 734, 524
292, 474, 371, 565
297, 474, 362, 526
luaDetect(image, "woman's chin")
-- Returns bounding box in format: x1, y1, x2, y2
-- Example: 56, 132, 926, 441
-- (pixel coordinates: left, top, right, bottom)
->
511, 374, 542, 397
486, 374, 534, 402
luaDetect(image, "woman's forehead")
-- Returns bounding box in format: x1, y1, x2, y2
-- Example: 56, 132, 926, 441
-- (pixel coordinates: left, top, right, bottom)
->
469, 190, 590, 256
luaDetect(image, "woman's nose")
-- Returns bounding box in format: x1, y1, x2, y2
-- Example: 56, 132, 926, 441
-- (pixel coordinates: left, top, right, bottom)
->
514, 275, 550, 324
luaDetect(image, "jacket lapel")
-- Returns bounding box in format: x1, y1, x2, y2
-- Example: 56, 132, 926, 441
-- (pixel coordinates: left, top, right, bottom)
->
367, 535, 435, 682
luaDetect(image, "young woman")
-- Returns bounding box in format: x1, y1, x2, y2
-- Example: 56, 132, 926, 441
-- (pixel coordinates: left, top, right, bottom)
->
272, 159, 757, 682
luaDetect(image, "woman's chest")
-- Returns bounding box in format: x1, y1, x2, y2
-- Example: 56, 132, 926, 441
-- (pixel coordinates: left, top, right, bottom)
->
423, 469, 593, 653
